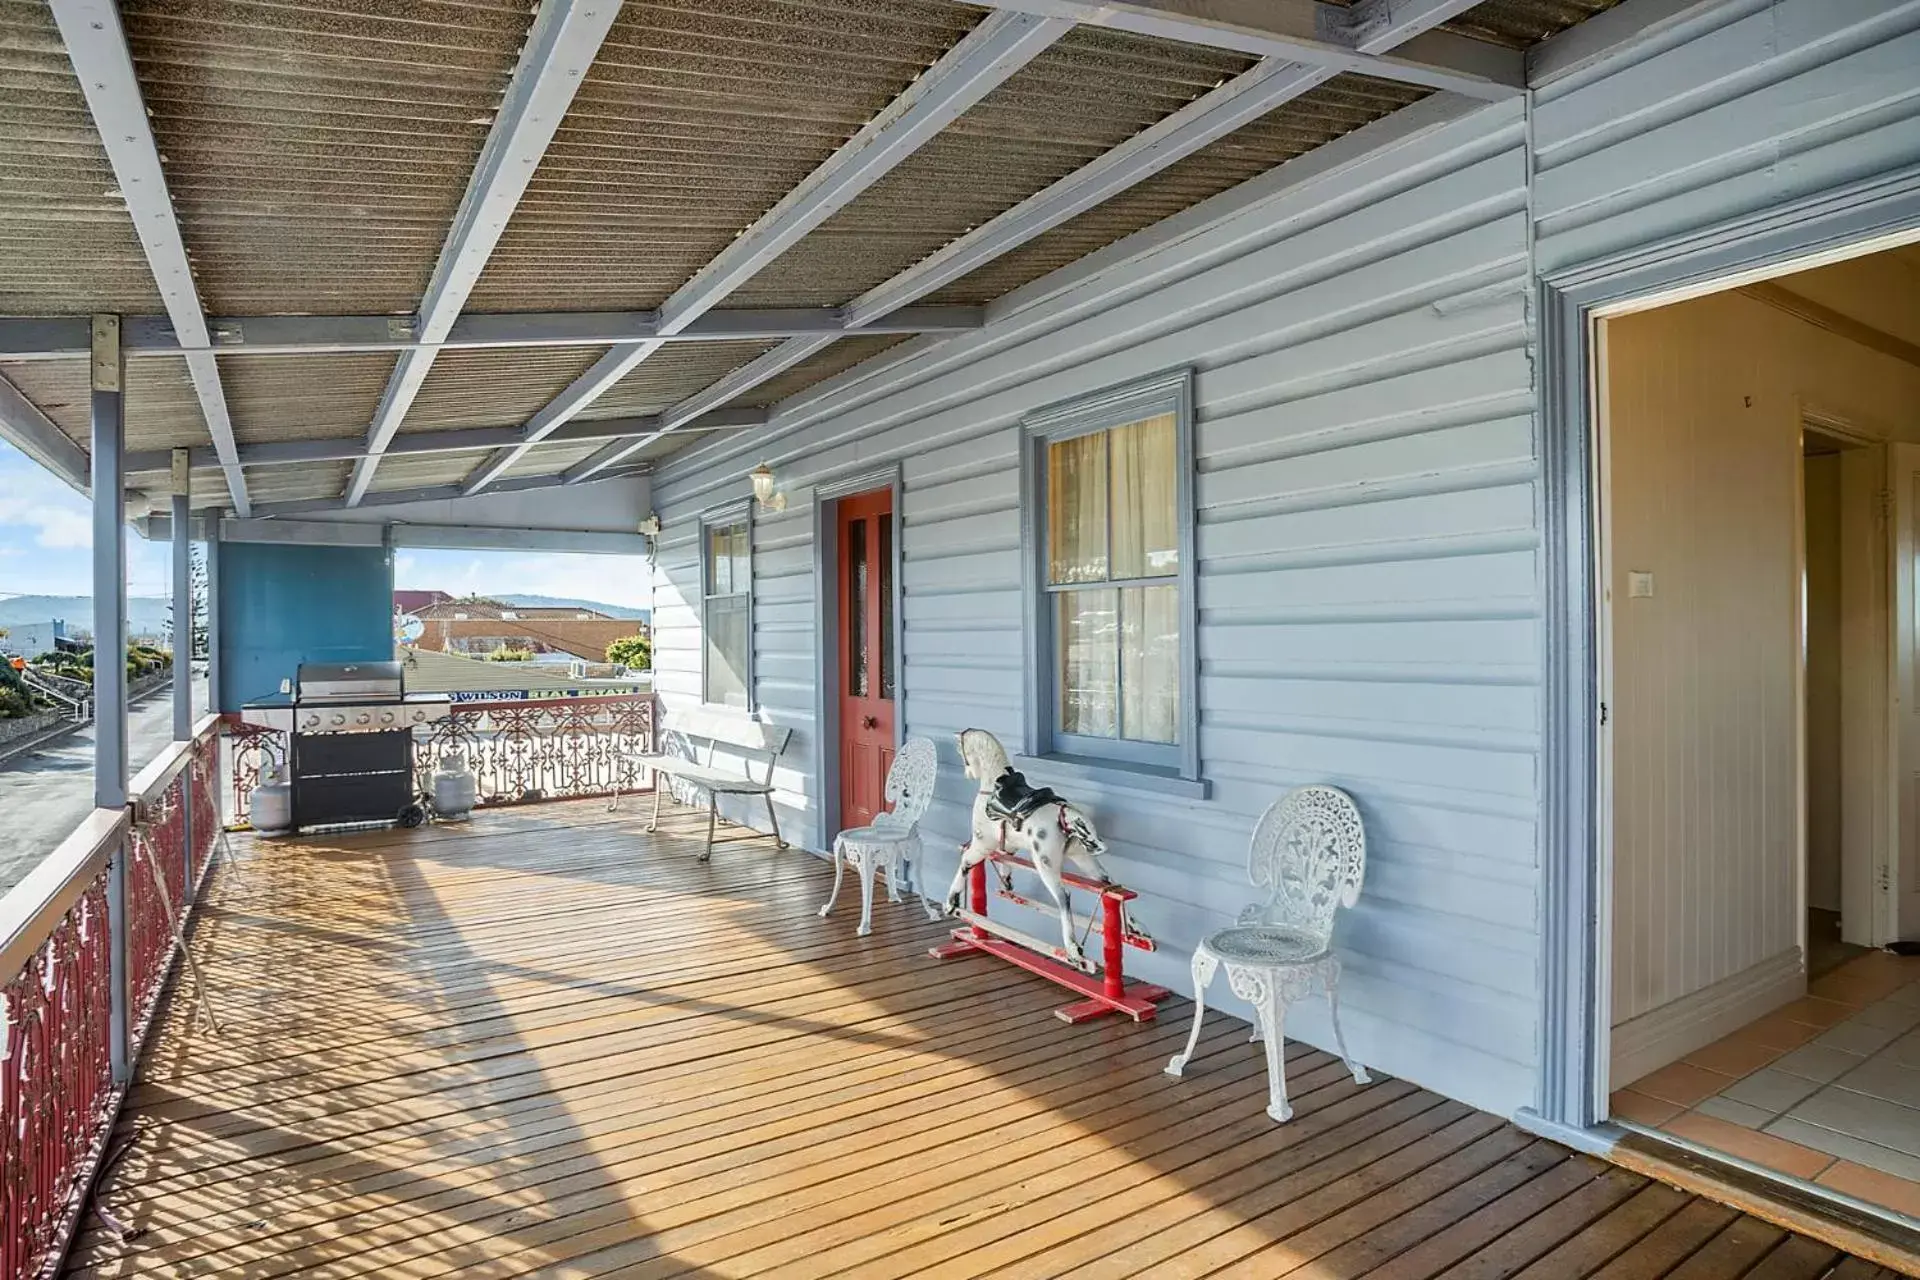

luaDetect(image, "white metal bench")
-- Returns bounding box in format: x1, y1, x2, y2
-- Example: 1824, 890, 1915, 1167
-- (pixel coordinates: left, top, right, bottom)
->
640, 707, 793, 862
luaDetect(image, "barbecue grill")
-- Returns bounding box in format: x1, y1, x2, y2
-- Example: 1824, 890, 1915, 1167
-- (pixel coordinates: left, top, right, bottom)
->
240, 661, 451, 830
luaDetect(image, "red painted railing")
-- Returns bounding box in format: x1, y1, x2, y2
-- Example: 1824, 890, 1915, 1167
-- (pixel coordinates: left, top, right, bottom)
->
0, 715, 224, 1280
223, 693, 657, 824
0, 824, 114, 1280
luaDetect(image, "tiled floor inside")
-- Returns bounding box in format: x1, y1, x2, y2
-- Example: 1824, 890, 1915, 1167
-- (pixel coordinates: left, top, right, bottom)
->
1613, 950, 1920, 1222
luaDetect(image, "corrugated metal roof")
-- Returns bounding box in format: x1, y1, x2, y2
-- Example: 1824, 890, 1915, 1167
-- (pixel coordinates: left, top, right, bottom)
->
1441, 0, 1621, 48
1, 357, 204, 452
728, 25, 1253, 308
222, 353, 391, 444
366, 446, 497, 493
396, 346, 608, 434
502, 438, 604, 479
121, 0, 533, 315
244, 460, 352, 503
462, 0, 984, 312
925, 73, 1429, 306
0, 0, 163, 313
575, 340, 780, 419
736, 333, 913, 406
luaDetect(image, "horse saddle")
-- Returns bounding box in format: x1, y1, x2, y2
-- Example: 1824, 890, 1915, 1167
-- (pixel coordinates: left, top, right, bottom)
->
986, 767, 1061, 826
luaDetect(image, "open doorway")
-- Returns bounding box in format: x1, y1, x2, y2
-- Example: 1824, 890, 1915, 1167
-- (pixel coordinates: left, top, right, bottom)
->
1599, 238, 1920, 1221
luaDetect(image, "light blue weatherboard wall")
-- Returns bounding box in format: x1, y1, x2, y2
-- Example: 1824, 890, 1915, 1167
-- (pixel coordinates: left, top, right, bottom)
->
216, 542, 393, 711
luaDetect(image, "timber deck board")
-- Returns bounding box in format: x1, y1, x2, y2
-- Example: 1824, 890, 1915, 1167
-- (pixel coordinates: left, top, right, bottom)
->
66, 799, 1881, 1278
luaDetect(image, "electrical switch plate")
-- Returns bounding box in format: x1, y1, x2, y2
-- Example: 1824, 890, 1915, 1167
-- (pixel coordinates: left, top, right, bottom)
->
1627, 571, 1655, 599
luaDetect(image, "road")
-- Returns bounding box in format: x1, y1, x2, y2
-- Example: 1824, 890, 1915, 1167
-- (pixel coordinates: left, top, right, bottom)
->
0, 677, 207, 895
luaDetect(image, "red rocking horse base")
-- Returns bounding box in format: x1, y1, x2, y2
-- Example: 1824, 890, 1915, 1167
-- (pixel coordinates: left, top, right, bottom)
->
929, 856, 1172, 1023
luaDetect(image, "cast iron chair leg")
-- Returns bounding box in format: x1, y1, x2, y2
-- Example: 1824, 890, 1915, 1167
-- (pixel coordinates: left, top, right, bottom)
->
1166, 949, 1219, 1078
818, 838, 847, 918
648, 776, 664, 833
1260, 993, 1294, 1122
702, 795, 717, 863
764, 793, 787, 850
856, 849, 877, 937
1327, 963, 1370, 1084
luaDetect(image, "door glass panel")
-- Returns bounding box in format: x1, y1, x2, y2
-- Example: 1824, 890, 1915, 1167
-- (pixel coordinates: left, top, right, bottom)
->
879, 512, 895, 700
847, 516, 869, 698
1057, 588, 1118, 738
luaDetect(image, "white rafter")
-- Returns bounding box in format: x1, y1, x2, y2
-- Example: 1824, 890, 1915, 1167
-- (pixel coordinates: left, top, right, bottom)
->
458, 9, 1073, 497
971, 0, 1521, 98
51, 0, 251, 515
344, 0, 625, 507
626, 0, 1497, 447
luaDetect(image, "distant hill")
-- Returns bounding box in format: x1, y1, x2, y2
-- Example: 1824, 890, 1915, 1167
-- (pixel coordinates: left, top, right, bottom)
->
494, 594, 649, 622
0, 594, 170, 635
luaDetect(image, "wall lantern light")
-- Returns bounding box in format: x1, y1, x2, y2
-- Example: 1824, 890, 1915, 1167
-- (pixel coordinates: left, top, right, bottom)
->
750, 461, 787, 513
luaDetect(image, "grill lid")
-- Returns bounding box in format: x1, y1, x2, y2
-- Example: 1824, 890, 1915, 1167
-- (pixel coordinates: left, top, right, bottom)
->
296, 661, 404, 702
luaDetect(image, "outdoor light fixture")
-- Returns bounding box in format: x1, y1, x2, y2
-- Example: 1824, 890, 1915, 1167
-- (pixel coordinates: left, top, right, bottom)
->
750, 462, 786, 513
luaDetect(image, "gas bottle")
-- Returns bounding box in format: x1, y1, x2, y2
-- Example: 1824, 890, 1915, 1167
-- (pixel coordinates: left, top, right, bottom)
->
251, 763, 293, 835
431, 751, 477, 820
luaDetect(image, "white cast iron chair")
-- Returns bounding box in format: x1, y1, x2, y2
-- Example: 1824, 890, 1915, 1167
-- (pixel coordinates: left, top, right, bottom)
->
818, 738, 937, 937
1165, 785, 1371, 1121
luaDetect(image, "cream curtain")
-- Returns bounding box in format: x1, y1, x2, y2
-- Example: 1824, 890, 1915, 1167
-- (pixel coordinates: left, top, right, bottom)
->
1048, 431, 1108, 584
1047, 412, 1181, 746
1110, 413, 1178, 580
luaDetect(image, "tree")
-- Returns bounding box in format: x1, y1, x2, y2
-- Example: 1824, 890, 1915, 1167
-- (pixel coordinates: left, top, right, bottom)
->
606, 634, 651, 671
486, 647, 533, 663
162, 545, 210, 660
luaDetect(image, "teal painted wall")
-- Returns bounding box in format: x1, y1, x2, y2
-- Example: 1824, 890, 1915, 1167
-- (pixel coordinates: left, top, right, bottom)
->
216, 542, 392, 711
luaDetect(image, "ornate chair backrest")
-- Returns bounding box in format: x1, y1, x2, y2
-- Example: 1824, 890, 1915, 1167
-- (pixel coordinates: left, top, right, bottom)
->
1243, 785, 1366, 946
870, 738, 937, 836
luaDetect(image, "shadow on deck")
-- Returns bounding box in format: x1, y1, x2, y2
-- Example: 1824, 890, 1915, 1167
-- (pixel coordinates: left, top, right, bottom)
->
65, 800, 1893, 1278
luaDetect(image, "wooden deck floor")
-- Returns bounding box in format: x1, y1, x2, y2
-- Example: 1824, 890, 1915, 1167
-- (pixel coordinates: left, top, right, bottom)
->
68, 800, 1893, 1279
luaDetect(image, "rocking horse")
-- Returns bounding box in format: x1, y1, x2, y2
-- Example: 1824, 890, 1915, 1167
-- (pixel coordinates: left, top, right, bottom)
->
946, 728, 1115, 967
933, 729, 1169, 1022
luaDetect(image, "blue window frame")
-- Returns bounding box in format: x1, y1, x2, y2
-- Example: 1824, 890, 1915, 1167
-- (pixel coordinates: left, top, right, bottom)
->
1021, 368, 1199, 785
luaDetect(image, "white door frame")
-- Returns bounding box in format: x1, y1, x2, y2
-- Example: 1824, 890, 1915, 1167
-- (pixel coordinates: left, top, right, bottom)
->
1534, 167, 1920, 1137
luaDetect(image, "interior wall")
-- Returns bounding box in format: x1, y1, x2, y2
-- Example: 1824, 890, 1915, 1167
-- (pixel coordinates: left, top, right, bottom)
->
1606, 288, 1920, 1045
1805, 452, 1842, 914
215, 542, 394, 710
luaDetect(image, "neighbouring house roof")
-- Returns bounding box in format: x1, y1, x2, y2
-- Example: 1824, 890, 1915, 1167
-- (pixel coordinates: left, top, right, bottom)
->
393, 590, 454, 615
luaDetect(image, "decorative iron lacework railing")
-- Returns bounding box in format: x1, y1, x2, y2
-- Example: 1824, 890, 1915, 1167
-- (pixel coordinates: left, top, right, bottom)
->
0, 715, 224, 1280
413, 694, 657, 808
222, 694, 657, 824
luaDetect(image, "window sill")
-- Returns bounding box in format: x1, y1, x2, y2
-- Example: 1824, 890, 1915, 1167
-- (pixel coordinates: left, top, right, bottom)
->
1010, 753, 1210, 801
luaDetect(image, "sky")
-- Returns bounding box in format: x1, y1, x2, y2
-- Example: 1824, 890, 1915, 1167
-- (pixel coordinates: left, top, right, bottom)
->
0, 437, 650, 610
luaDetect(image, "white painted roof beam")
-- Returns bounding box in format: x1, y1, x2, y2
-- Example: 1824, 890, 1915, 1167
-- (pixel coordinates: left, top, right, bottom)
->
345, 0, 625, 507
458, 10, 1072, 497
970, 0, 1522, 99
50, 0, 251, 515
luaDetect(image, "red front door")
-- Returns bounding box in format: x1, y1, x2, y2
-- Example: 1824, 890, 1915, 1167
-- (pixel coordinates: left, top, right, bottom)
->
838, 490, 895, 831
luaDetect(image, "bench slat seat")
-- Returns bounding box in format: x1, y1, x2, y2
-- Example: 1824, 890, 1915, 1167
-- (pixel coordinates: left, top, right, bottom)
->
644, 707, 793, 861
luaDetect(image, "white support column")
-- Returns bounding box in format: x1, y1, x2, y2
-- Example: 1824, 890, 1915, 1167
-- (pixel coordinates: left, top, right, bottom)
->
204, 528, 222, 716
171, 449, 192, 741
91, 314, 132, 1084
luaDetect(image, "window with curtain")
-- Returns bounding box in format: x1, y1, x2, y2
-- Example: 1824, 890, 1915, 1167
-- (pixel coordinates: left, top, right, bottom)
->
1025, 371, 1196, 778
702, 511, 752, 709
